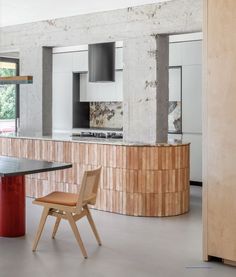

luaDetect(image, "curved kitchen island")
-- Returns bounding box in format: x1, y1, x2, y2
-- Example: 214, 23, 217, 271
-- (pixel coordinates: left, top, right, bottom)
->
0, 135, 190, 217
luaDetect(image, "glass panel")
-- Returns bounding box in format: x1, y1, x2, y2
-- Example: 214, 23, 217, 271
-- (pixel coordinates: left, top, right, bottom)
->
0, 62, 16, 71
0, 61, 17, 133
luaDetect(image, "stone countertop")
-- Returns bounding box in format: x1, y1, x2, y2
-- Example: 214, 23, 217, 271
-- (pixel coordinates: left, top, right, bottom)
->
0, 132, 190, 147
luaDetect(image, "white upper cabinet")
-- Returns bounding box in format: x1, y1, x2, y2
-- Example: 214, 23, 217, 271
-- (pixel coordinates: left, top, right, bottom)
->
169, 41, 202, 66
79, 71, 123, 102
53, 52, 74, 73
182, 65, 202, 133
115, 47, 123, 70
53, 45, 123, 102
54, 46, 123, 73
72, 51, 88, 72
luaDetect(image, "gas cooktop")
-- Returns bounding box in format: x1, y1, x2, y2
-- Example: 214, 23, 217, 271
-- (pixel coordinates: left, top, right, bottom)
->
72, 131, 123, 139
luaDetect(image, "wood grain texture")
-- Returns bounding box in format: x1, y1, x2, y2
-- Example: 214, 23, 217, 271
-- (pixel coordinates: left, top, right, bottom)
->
203, 0, 236, 262
0, 76, 33, 85
0, 137, 190, 217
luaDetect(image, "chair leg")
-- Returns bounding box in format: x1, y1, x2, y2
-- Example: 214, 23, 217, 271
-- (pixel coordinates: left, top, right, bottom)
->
32, 207, 50, 251
84, 205, 102, 246
66, 212, 88, 259
52, 216, 61, 239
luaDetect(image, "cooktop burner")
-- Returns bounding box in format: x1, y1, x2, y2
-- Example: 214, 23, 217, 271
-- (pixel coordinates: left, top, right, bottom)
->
73, 131, 123, 139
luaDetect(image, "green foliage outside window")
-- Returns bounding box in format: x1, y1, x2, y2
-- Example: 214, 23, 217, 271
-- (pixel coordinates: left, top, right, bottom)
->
0, 68, 16, 119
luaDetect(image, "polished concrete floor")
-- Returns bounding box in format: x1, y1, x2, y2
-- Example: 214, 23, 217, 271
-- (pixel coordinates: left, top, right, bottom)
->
0, 186, 235, 277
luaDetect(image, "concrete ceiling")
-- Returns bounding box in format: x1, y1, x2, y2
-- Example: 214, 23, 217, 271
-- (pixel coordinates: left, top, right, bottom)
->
0, 0, 171, 27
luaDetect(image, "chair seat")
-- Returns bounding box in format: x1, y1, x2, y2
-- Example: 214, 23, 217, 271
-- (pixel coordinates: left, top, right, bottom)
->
36, 191, 79, 206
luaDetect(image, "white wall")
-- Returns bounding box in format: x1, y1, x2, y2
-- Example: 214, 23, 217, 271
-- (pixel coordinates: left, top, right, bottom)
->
52, 46, 123, 132
169, 34, 202, 182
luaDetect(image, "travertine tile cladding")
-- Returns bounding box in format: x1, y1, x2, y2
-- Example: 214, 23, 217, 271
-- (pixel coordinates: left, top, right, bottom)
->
0, 137, 190, 217
0, 0, 202, 143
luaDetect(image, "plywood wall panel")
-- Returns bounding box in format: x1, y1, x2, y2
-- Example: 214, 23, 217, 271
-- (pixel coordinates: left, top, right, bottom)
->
203, 0, 236, 263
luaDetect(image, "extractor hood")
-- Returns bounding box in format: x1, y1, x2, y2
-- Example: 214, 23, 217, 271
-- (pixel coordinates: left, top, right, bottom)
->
88, 42, 115, 82
0, 76, 33, 85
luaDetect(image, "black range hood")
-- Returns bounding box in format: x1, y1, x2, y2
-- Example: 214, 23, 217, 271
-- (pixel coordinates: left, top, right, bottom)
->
88, 42, 115, 82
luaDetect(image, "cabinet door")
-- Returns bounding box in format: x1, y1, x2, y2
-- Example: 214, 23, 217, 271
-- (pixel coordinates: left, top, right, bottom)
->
182, 65, 202, 134
79, 71, 123, 102
72, 51, 88, 72
52, 72, 72, 131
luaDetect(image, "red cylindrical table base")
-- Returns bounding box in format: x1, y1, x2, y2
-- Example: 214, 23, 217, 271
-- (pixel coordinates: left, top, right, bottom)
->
0, 176, 25, 237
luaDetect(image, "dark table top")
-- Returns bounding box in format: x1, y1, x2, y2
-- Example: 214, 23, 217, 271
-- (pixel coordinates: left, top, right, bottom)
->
0, 156, 72, 177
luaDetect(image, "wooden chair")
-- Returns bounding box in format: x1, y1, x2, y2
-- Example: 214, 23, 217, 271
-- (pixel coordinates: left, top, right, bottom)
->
32, 167, 102, 258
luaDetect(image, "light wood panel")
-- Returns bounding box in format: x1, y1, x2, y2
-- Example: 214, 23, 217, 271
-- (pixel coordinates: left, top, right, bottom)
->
203, 0, 236, 264
0, 76, 33, 85
0, 137, 190, 217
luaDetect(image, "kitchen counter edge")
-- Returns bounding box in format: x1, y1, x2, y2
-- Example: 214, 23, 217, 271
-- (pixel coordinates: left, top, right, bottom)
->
0, 133, 190, 147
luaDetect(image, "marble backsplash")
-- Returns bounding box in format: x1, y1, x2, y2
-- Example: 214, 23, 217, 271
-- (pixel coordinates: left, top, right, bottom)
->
90, 102, 123, 129
168, 101, 181, 133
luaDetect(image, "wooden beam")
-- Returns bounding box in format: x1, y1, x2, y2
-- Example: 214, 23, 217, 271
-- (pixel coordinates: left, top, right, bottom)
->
0, 76, 33, 85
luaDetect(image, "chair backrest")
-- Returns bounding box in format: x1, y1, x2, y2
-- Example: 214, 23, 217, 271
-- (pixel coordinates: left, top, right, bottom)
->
76, 166, 102, 212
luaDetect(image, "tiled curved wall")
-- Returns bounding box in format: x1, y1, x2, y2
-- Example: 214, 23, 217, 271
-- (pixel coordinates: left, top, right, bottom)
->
0, 137, 190, 216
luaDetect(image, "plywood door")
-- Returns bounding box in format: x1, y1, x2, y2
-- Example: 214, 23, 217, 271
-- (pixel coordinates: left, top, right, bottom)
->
203, 0, 236, 262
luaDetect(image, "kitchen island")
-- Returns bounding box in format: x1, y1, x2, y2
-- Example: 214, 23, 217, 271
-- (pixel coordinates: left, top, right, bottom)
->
0, 134, 190, 217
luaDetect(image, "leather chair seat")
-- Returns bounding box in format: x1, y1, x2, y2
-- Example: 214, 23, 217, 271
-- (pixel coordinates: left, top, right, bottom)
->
36, 191, 79, 206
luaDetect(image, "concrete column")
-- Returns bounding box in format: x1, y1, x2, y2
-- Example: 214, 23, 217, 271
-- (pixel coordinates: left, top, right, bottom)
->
156, 35, 169, 143
123, 36, 158, 143
123, 35, 169, 143
42, 47, 53, 136
19, 47, 43, 136
19, 47, 52, 136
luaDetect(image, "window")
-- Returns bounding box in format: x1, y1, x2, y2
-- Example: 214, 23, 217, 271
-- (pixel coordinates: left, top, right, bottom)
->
0, 57, 19, 133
